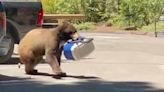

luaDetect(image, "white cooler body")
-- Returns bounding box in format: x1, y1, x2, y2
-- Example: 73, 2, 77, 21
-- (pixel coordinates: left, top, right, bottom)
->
63, 38, 94, 60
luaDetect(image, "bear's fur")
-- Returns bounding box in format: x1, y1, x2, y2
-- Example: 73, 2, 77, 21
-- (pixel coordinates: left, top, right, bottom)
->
19, 22, 79, 78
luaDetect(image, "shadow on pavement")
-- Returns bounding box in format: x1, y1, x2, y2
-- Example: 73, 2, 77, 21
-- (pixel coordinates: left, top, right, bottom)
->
0, 74, 30, 81
0, 74, 164, 92
29, 72, 99, 79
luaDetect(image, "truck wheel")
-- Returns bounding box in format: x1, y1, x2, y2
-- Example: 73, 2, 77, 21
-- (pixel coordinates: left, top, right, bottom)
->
0, 32, 14, 63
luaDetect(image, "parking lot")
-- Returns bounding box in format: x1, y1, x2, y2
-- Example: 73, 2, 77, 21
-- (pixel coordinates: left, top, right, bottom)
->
1, 32, 164, 92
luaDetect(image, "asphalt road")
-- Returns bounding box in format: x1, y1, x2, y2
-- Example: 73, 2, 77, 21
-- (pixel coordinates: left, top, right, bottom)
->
1, 32, 164, 92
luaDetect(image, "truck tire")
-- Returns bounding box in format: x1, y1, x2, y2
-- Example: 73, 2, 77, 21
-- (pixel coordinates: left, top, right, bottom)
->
0, 32, 14, 63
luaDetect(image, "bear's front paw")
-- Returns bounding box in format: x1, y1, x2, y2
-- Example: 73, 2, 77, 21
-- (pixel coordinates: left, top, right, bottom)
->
52, 72, 67, 79
58, 72, 67, 77
52, 75, 62, 79
26, 69, 38, 75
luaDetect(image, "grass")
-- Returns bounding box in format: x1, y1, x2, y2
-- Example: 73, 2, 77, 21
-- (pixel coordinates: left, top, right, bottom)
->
141, 21, 164, 32
73, 21, 164, 32
73, 22, 96, 31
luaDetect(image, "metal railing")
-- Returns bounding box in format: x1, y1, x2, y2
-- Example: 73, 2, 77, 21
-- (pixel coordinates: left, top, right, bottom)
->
43, 14, 85, 28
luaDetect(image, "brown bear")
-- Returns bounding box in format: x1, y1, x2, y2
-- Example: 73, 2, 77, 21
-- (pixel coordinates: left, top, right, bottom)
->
19, 22, 80, 79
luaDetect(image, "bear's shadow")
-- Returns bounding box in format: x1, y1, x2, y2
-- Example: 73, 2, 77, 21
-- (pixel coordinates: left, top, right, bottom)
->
32, 72, 99, 79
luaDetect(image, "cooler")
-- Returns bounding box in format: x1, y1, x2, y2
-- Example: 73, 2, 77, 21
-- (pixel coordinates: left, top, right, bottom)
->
63, 38, 95, 60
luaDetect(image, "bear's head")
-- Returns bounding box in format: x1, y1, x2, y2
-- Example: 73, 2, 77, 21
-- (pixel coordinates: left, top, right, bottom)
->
58, 21, 80, 41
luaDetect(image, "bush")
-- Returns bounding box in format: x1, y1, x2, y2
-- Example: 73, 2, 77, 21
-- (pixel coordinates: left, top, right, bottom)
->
82, 0, 164, 27
42, 0, 83, 14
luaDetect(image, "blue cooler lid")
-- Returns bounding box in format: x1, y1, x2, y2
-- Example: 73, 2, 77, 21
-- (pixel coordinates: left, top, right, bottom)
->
63, 42, 75, 60
63, 37, 84, 60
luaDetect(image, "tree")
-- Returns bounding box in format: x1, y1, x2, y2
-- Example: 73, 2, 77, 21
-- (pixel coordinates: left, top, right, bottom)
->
42, 0, 164, 28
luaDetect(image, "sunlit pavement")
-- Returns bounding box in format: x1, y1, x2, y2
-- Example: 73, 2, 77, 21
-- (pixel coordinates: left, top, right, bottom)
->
1, 32, 164, 92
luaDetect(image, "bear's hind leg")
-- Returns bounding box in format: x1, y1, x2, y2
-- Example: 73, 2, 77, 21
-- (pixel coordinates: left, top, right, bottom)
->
24, 58, 38, 75
25, 56, 43, 75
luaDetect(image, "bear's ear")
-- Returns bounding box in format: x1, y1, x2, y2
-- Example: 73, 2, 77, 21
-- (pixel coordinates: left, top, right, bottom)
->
57, 21, 70, 32
62, 21, 70, 25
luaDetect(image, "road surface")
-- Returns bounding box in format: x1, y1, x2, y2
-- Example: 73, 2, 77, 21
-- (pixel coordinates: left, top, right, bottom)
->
1, 32, 164, 92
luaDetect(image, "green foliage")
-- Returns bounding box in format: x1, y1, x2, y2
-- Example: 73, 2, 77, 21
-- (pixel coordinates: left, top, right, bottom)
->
119, 0, 164, 27
42, 0, 83, 14
42, 0, 164, 28
81, 0, 118, 22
